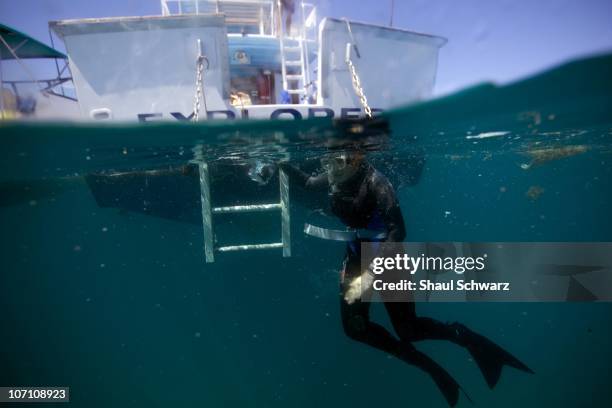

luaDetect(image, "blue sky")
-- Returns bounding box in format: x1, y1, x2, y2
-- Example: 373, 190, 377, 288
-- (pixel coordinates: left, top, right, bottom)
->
1, 0, 611, 95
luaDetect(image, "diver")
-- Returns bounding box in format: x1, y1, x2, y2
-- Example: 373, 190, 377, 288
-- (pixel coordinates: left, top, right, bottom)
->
279, 149, 533, 407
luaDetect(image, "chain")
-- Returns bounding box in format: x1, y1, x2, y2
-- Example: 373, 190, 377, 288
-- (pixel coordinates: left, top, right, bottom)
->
346, 56, 372, 119
192, 55, 208, 122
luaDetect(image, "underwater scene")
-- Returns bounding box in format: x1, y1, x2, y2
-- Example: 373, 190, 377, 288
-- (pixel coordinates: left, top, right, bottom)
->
1, 53, 612, 407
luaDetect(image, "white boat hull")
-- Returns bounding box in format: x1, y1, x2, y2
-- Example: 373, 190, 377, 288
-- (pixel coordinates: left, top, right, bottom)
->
50, 14, 445, 121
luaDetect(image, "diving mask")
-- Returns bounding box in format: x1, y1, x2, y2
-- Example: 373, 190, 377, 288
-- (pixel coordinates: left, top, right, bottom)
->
322, 153, 359, 185
321, 153, 349, 172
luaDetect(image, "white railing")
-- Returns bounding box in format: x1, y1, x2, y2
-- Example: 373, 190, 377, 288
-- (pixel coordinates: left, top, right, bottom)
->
301, 2, 317, 42
160, 0, 317, 38
300, 2, 316, 88
161, 0, 275, 34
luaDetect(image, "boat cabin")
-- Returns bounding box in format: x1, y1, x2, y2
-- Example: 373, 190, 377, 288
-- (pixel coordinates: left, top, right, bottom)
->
49, 0, 446, 121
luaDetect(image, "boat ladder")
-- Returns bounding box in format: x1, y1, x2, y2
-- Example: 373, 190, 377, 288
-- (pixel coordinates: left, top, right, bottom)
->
278, 1, 311, 101
195, 161, 291, 263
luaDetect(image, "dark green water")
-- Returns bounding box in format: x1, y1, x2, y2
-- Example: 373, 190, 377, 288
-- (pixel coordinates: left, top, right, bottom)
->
1, 54, 611, 407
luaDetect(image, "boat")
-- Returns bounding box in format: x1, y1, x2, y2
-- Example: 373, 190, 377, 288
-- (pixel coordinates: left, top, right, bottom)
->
3, 1, 440, 262
48, 0, 446, 122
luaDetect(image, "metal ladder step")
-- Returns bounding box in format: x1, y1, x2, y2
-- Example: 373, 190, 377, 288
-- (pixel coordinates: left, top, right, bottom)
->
218, 243, 284, 252
283, 46, 301, 52
195, 162, 291, 263
287, 89, 306, 94
285, 74, 303, 80
213, 203, 281, 213
285, 60, 302, 66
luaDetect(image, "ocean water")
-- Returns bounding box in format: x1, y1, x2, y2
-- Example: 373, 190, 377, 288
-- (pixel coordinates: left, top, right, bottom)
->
1, 53, 611, 407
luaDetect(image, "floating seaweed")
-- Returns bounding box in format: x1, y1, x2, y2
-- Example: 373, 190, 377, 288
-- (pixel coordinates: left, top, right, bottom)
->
526, 185, 545, 200
445, 154, 470, 161
520, 144, 589, 169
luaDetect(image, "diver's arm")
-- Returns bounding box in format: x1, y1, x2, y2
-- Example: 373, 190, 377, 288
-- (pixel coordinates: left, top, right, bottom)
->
278, 162, 328, 190
373, 175, 406, 242
382, 204, 406, 242
345, 172, 405, 305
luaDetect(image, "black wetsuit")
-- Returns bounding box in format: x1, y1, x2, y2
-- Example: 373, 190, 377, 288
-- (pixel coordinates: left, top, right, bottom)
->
281, 160, 534, 406
281, 160, 467, 404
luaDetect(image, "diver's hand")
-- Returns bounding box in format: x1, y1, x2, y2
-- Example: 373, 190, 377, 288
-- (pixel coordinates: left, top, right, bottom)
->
344, 276, 362, 304
344, 272, 374, 304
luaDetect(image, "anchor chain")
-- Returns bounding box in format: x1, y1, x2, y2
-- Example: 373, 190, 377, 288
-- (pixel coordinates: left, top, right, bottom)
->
346, 55, 372, 119
343, 20, 372, 119
192, 54, 209, 122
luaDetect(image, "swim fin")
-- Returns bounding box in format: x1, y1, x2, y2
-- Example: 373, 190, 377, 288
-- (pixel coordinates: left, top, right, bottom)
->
452, 323, 534, 388
401, 345, 462, 407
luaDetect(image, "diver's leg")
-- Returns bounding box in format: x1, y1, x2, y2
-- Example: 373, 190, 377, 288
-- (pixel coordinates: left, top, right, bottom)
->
383, 301, 534, 388
340, 256, 460, 406
384, 301, 459, 342
340, 297, 461, 406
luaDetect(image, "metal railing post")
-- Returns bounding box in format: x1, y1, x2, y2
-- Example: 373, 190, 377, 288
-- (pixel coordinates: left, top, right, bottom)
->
277, 0, 288, 92
0, 56, 5, 117
300, 1, 311, 90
